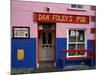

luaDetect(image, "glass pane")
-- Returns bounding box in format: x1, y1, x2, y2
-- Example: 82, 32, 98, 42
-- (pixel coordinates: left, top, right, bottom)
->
77, 52, 85, 55
42, 32, 46, 44
69, 44, 76, 49
77, 44, 85, 49
77, 44, 85, 55
69, 52, 76, 56
43, 25, 49, 29
68, 44, 76, 56
48, 32, 52, 44
69, 30, 76, 42
69, 30, 76, 37
43, 24, 54, 29
39, 23, 56, 30
71, 4, 77, 8
77, 5, 83, 8
69, 37, 76, 42
77, 30, 85, 42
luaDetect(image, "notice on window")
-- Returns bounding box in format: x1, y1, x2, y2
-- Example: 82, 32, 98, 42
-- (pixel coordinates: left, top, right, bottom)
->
70, 31, 76, 36
76, 31, 79, 37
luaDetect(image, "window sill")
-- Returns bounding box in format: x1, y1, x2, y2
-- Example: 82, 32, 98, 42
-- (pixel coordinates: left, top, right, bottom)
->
67, 8, 86, 12
67, 55, 87, 58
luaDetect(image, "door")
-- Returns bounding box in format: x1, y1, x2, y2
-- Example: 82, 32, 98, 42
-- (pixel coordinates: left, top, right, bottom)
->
39, 31, 55, 62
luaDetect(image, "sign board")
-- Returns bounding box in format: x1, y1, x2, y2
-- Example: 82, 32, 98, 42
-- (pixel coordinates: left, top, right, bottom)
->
34, 13, 89, 24
13, 27, 30, 38
17, 49, 24, 60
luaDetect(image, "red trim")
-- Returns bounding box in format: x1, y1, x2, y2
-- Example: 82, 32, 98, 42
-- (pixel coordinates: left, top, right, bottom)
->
59, 50, 96, 60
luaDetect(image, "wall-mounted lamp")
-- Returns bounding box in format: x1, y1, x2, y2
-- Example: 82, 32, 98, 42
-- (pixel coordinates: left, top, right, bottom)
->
46, 7, 50, 12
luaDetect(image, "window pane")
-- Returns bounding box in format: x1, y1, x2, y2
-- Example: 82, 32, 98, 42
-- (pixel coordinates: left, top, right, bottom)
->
39, 23, 56, 30
42, 32, 46, 44
68, 44, 76, 56
77, 44, 85, 55
69, 30, 76, 42
77, 5, 83, 8
77, 44, 85, 49
77, 51, 85, 55
69, 44, 76, 50
69, 30, 76, 37
69, 51, 76, 56
71, 4, 83, 8
43, 25, 52, 29
71, 4, 76, 8
77, 30, 85, 42
48, 32, 52, 44
69, 37, 76, 42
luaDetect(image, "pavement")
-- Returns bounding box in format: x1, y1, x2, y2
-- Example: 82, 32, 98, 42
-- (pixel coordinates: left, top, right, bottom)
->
11, 65, 96, 75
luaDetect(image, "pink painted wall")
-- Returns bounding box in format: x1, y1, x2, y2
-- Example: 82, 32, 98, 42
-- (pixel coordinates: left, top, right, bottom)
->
11, 1, 96, 39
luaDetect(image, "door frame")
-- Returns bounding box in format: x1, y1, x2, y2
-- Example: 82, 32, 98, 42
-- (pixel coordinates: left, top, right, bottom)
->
37, 23, 56, 64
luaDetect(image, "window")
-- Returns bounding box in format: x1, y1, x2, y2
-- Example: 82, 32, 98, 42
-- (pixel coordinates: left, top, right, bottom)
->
48, 32, 52, 44
42, 32, 52, 44
91, 6, 96, 10
91, 16, 96, 22
38, 23, 55, 30
42, 32, 46, 44
91, 28, 96, 34
71, 4, 83, 9
67, 29, 87, 57
13, 27, 30, 39
68, 4, 85, 11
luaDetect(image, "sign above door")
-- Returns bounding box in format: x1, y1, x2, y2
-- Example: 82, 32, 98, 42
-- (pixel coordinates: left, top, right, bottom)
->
34, 12, 89, 24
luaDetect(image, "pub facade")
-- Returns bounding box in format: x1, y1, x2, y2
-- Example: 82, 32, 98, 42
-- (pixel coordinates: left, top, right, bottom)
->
11, 0, 96, 71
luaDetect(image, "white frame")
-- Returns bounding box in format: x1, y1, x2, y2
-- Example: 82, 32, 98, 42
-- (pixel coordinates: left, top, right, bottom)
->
67, 29, 87, 58
68, 4, 85, 11
13, 27, 30, 38
71, 4, 83, 9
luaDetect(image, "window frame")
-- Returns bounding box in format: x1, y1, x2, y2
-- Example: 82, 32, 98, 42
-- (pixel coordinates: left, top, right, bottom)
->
91, 16, 96, 22
67, 29, 87, 58
68, 4, 86, 11
12, 26, 30, 39
91, 6, 96, 10
71, 4, 83, 9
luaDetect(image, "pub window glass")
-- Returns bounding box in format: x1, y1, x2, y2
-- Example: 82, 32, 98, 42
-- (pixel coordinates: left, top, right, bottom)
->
48, 32, 52, 44
71, 4, 83, 9
68, 29, 86, 56
42, 32, 47, 44
38, 23, 55, 30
